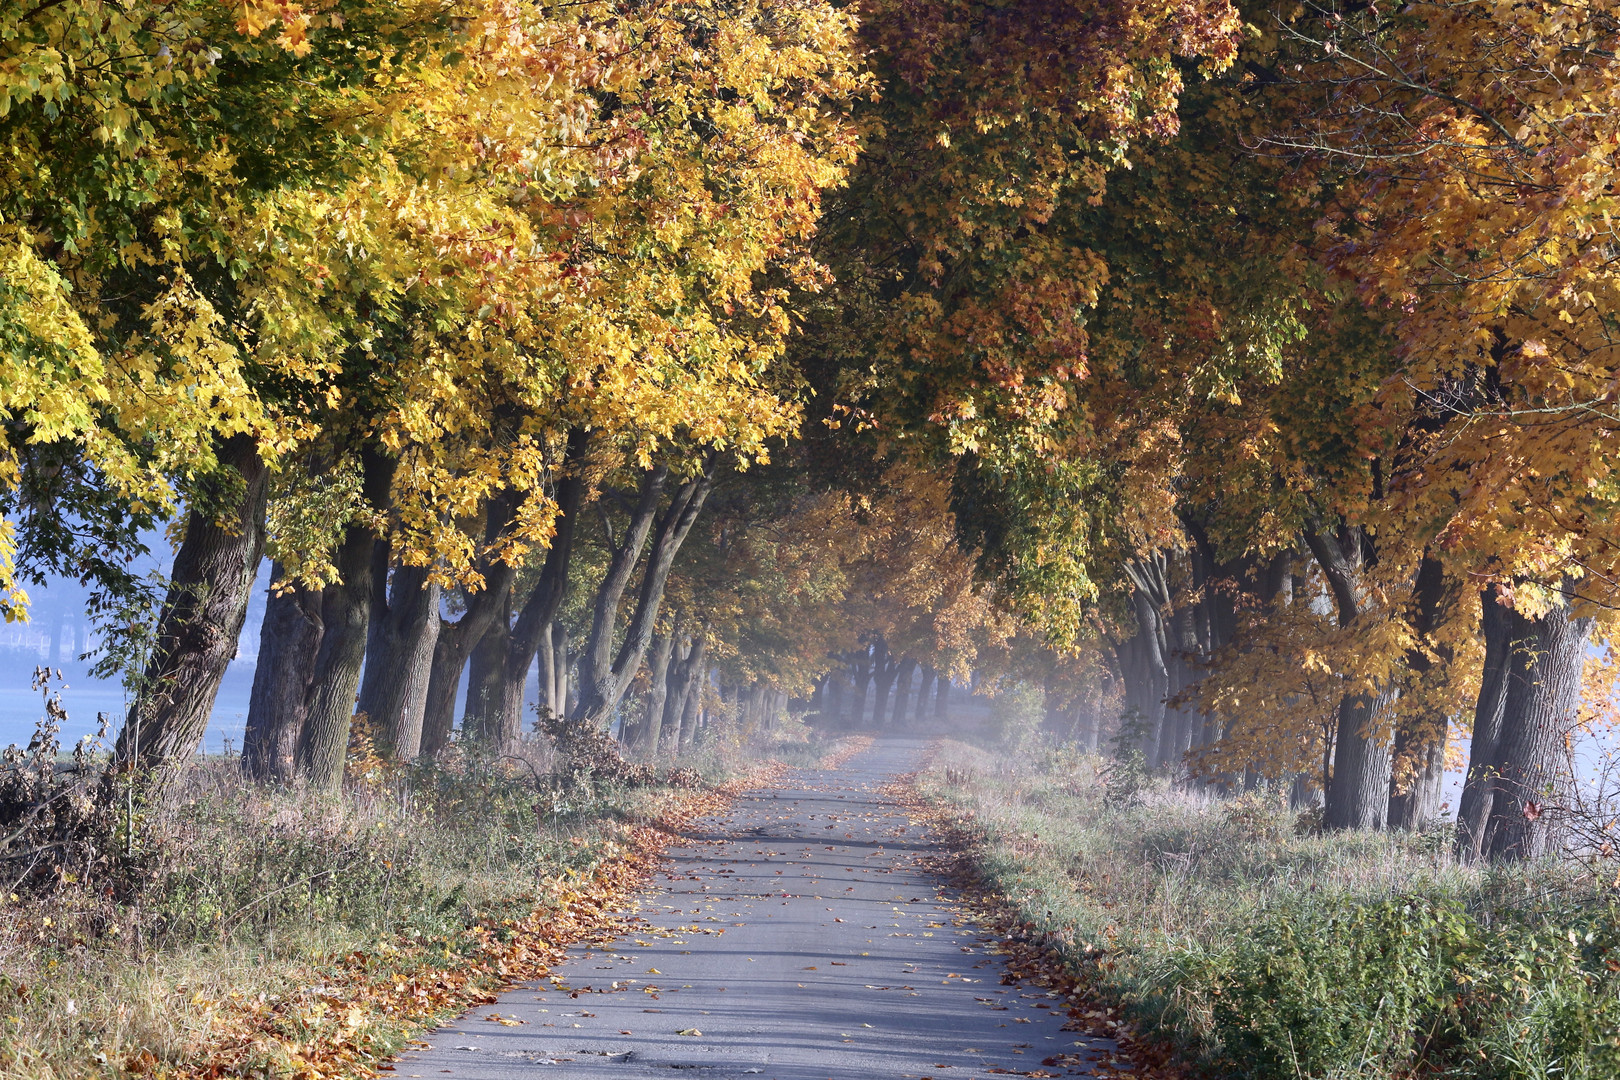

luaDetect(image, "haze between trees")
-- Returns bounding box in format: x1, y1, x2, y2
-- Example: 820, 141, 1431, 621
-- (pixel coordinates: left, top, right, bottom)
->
5, 0, 1620, 1075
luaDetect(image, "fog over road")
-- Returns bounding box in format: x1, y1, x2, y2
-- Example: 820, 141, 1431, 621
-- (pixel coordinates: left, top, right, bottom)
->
396, 738, 1109, 1080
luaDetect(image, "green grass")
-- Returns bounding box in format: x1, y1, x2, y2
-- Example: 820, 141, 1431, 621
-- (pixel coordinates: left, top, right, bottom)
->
918, 739, 1620, 1080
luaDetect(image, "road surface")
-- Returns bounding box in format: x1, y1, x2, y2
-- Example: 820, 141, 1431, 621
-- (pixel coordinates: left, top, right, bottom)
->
395, 738, 1108, 1079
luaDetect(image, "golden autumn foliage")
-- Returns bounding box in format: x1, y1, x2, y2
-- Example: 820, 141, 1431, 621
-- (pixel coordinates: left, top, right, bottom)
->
4, 0, 1616, 849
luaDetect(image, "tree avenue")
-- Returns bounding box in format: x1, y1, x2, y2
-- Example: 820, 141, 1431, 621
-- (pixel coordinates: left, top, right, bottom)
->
4, 0, 1619, 872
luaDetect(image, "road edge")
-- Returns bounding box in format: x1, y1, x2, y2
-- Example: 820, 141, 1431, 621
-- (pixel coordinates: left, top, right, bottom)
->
887, 746, 1190, 1080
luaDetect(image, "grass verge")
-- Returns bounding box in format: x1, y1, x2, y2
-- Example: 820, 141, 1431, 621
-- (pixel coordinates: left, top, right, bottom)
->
1, 722, 862, 1080
909, 738, 1620, 1080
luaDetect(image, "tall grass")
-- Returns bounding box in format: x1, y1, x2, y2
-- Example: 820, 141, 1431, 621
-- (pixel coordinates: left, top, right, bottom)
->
0, 747, 655, 1077
1, 712, 840, 1079
919, 739, 1620, 1080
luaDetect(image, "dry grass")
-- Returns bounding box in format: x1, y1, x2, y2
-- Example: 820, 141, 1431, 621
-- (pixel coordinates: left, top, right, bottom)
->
1, 716, 847, 1079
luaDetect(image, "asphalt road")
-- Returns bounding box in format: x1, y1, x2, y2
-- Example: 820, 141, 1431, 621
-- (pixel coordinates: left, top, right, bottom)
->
395, 738, 1109, 1080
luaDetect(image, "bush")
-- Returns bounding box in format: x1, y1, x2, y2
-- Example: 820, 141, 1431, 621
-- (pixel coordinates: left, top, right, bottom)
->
1167, 893, 1620, 1080
918, 739, 1620, 1080
988, 683, 1045, 751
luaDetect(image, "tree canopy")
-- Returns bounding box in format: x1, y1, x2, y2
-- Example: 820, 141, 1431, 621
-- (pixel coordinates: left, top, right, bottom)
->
4, 0, 1616, 860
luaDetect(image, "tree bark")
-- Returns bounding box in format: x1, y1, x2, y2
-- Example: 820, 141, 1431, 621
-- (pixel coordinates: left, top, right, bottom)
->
242, 571, 322, 784
295, 447, 396, 792
552, 622, 571, 719
471, 428, 590, 746
1481, 591, 1593, 862
1119, 575, 1170, 764
1304, 522, 1396, 831
117, 434, 269, 797
355, 564, 440, 760
870, 640, 896, 729
417, 493, 522, 758
1324, 684, 1397, 830
1388, 554, 1454, 831
827, 667, 848, 726
1456, 590, 1512, 859
913, 668, 935, 726
1125, 554, 1177, 765
660, 634, 695, 755
890, 657, 918, 727
627, 625, 676, 754
848, 649, 873, 728
676, 637, 708, 749
1387, 736, 1445, 831
462, 591, 514, 747
570, 461, 717, 730
540, 618, 556, 716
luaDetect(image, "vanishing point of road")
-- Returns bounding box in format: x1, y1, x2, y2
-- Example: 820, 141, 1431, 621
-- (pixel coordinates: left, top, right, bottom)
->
396, 738, 1110, 1080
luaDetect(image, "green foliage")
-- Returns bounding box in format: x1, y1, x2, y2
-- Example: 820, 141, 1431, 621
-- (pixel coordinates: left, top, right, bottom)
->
987, 682, 1044, 752
1102, 709, 1152, 808
919, 740, 1620, 1080
1168, 894, 1620, 1080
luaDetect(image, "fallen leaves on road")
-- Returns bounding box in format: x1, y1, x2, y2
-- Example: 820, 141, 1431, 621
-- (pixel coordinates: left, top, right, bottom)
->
889, 758, 1191, 1080
135, 763, 784, 1080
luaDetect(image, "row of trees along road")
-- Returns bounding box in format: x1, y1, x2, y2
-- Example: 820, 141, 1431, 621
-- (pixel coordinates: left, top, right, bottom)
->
4, 0, 1619, 861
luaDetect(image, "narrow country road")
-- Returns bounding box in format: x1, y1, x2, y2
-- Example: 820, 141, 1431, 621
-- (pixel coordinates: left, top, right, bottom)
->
396, 738, 1109, 1080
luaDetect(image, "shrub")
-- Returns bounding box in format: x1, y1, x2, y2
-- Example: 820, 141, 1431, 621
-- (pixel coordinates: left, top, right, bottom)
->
988, 683, 1045, 752
918, 739, 1620, 1080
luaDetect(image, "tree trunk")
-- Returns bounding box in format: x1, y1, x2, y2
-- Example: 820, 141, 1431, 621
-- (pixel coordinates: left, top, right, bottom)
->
1135, 593, 1170, 767
890, 658, 918, 727
242, 571, 322, 783
870, 641, 896, 729
1456, 590, 1512, 859
849, 650, 873, 728
463, 595, 513, 748
479, 427, 590, 745
676, 638, 708, 749
934, 673, 950, 724
570, 461, 717, 730
1324, 685, 1397, 830
417, 494, 522, 758
1159, 602, 1201, 773
294, 448, 396, 792
1388, 554, 1454, 832
826, 668, 848, 726
1305, 522, 1396, 830
355, 565, 441, 760
540, 619, 556, 716
1387, 734, 1445, 831
913, 668, 935, 726
1481, 592, 1593, 862
117, 435, 269, 796
660, 635, 695, 755
628, 626, 676, 754
553, 622, 571, 719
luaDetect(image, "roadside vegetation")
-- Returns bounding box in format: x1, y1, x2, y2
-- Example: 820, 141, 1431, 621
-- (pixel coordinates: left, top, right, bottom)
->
0, 681, 843, 1080
918, 736, 1620, 1080
10, 2, 1620, 1078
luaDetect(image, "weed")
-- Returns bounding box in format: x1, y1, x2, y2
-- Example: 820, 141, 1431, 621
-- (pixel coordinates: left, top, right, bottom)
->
918, 739, 1620, 1080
